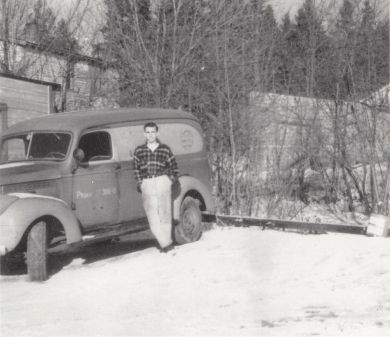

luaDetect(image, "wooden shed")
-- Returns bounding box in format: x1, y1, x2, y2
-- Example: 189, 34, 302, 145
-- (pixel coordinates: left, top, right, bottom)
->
0, 73, 61, 131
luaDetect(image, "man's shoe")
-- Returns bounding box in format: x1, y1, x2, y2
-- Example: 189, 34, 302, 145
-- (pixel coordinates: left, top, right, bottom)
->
159, 244, 175, 253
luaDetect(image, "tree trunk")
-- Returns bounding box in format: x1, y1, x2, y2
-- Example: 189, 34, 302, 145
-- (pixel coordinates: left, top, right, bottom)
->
382, 161, 390, 215
1, 0, 10, 73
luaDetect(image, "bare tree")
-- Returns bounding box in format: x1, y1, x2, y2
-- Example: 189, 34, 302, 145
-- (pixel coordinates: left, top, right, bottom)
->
101, 0, 212, 108
0, 0, 31, 73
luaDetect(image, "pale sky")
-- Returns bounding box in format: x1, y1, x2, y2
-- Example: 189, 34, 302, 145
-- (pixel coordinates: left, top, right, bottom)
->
50, 0, 304, 21
47, 0, 305, 51
271, 0, 304, 19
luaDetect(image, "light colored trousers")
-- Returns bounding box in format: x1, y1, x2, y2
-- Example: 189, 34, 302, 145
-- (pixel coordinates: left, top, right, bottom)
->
141, 175, 173, 248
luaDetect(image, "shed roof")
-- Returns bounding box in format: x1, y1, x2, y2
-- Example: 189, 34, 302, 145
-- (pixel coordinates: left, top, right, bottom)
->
0, 72, 61, 91
1, 108, 198, 136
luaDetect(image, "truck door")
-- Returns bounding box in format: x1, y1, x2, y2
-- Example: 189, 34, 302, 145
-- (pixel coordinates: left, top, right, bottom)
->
110, 125, 145, 223
72, 130, 120, 229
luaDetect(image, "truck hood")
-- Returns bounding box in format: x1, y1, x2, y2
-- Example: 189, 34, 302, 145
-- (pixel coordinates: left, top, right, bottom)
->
0, 162, 62, 186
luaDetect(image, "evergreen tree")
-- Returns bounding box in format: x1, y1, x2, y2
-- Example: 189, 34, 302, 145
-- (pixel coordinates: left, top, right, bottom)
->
259, 4, 280, 92
355, 0, 378, 94
334, 0, 357, 98
294, 0, 331, 97
276, 13, 300, 95
374, 18, 389, 89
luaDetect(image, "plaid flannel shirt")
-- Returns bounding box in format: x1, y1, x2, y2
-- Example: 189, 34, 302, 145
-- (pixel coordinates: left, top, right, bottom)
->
133, 142, 179, 186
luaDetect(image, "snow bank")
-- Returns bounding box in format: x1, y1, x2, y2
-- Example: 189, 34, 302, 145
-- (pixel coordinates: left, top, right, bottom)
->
1, 227, 389, 336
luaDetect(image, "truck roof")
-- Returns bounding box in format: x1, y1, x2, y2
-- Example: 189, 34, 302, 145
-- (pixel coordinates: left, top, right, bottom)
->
1, 108, 199, 136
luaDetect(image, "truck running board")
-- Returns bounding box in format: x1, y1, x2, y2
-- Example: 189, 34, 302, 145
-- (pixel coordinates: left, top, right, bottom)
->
48, 222, 149, 255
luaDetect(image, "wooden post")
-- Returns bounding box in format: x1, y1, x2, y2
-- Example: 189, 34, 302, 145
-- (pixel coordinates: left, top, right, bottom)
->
0, 102, 8, 131
48, 85, 54, 114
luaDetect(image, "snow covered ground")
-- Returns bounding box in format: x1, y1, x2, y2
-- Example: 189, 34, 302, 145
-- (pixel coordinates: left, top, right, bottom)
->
1, 226, 390, 336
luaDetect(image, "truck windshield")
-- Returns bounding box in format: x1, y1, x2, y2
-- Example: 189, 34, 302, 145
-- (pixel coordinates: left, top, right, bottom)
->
0, 132, 71, 163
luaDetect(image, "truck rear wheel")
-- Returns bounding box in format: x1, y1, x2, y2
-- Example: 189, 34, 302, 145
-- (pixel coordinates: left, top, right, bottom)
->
174, 197, 202, 244
27, 221, 48, 281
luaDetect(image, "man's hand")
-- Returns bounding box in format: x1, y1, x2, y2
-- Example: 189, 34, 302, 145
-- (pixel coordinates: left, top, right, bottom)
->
171, 176, 180, 187
137, 184, 142, 193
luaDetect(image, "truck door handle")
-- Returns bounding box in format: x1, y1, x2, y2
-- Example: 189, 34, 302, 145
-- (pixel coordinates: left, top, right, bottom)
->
114, 162, 121, 170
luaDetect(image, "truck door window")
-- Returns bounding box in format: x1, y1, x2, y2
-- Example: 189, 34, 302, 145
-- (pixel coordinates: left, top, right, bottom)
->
78, 131, 112, 162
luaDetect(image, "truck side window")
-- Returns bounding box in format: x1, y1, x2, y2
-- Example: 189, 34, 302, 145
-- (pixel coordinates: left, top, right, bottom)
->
78, 131, 112, 162
0, 136, 28, 162
110, 123, 204, 162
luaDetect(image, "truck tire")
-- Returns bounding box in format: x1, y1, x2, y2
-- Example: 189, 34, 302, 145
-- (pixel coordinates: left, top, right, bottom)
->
174, 196, 202, 245
0, 256, 9, 275
27, 221, 48, 281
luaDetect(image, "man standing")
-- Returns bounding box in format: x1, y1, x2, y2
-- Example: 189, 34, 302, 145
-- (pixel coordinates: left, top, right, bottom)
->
133, 122, 179, 253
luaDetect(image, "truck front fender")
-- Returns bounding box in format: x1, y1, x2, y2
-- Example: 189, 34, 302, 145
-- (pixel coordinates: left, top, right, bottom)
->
0, 193, 82, 255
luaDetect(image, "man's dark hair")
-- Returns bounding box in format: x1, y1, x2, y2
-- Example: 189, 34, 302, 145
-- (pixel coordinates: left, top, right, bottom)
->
144, 122, 158, 131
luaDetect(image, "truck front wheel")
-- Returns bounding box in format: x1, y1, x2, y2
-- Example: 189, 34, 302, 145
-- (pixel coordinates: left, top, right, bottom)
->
26, 221, 48, 281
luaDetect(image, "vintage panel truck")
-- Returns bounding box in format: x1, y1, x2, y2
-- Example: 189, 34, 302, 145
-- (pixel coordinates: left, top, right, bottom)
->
0, 108, 214, 281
